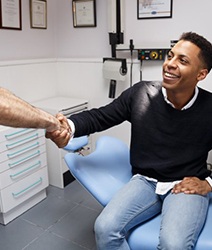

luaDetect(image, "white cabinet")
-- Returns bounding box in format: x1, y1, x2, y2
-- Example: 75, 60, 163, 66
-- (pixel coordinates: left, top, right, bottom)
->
33, 96, 90, 189
0, 126, 48, 225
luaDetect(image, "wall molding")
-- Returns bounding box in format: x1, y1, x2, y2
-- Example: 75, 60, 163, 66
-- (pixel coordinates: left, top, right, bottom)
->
0, 58, 57, 67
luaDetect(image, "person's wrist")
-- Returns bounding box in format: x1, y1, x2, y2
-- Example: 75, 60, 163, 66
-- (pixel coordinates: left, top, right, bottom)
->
46, 116, 60, 132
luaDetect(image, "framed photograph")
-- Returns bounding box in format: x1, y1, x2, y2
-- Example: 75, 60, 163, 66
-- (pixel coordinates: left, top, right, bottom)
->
137, 0, 173, 19
0, 0, 22, 30
30, 0, 47, 29
72, 0, 96, 28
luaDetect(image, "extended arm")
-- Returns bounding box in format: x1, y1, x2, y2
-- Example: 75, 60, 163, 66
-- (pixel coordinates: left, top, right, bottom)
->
45, 86, 134, 148
0, 87, 60, 132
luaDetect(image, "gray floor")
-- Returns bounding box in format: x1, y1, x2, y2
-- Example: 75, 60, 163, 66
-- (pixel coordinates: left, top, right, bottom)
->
0, 181, 103, 250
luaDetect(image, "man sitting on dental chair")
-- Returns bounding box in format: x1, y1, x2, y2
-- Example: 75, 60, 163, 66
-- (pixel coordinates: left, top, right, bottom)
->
46, 32, 212, 250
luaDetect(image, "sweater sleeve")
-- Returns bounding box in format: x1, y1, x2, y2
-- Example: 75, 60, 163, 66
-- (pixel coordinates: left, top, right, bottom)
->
69, 86, 134, 137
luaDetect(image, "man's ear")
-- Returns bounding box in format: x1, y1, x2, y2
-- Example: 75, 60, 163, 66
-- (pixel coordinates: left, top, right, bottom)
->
197, 68, 208, 81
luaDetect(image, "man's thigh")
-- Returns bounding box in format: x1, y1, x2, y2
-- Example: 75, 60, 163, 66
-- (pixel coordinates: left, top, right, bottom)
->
158, 192, 210, 249
96, 175, 162, 232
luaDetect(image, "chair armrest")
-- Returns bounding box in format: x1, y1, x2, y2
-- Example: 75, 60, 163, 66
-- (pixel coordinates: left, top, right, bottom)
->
63, 135, 89, 152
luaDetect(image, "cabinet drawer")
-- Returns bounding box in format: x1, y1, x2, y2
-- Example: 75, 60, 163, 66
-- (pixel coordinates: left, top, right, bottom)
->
0, 153, 47, 189
0, 137, 46, 164
0, 127, 45, 144
0, 144, 46, 173
0, 130, 45, 154
0, 167, 48, 213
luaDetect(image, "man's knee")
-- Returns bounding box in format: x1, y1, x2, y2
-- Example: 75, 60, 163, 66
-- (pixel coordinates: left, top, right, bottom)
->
94, 214, 124, 249
94, 214, 113, 239
94, 213, 125, 242
94, 215, 104, 236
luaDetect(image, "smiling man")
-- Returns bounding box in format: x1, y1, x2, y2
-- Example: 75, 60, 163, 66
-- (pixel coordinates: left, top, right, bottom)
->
47, 32, 212, 250
163, 35, 209, 110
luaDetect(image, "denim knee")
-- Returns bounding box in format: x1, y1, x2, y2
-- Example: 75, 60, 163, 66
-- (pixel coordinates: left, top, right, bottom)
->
94, 213, 125, 249
94, 213, 113, 243
94, 214, 108, 238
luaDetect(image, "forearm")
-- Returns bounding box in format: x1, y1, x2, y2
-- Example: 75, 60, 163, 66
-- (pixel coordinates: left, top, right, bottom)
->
0, 88, 60, 132
71, 103, 128, 137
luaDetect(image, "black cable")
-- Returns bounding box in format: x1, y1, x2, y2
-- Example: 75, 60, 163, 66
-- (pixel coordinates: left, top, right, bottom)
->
140, 60, 143, 81
129, 39, 134, 87
109, 43, 117, 98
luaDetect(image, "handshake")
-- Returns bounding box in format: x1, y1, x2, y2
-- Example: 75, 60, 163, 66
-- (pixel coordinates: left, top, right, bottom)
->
45, 113, 71, 148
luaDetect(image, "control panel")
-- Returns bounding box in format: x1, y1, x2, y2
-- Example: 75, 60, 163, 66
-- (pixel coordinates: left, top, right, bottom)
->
138, 49, 168, 61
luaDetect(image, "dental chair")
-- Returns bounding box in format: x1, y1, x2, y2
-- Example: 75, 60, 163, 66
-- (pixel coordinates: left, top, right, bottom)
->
64, 135, 212, 250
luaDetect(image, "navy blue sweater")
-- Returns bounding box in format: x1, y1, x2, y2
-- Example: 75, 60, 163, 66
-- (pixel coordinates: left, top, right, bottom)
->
70, 81, 212, 182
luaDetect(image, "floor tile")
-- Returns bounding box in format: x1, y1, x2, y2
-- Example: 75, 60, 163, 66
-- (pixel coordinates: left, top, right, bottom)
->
0, 181, 99, 250
21, 192, 77, 230
0, 217, 44, 250
23, 231, 88, 250
49, 181, 103, 212
49, 204, 99, 249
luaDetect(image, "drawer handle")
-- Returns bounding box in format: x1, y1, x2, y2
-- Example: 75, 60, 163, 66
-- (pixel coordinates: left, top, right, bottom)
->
9, 150, 41, 168
7, 142, 39, 159
10, 161, 41, 179
6, 133, 39, 149
5, 128, 35, 140
12, 177, 43, 198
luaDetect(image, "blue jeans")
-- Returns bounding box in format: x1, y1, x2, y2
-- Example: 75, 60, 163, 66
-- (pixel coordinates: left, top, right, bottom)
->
94, 174, 210, 250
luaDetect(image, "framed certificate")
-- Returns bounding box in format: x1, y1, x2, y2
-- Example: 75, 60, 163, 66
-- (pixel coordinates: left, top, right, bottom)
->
72, 0, 96, 28
30, 0, 47, 29
0, 0, 22, 30
138, 0, 173, 19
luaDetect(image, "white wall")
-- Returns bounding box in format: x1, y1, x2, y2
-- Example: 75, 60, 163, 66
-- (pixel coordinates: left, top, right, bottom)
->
56, 0, 110, 58
55, 0, 212, 94
56, 0, 212, 58
0, 0, 57, 61
0, 59, 57, 102
124, 0, 212, 49
3, 0, 212, 60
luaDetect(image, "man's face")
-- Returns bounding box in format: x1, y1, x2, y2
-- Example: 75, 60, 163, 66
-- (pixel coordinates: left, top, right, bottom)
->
162, 40, 206, 93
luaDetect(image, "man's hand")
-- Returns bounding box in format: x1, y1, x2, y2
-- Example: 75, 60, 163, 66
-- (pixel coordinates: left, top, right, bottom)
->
46, 113, 71, 148
172, 177, 212, 195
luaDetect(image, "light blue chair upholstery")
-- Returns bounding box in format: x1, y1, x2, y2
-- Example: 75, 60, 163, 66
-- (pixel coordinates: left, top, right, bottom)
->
64, 135, 212, 249
65, 136, 131, 206
63, 135, 89, 152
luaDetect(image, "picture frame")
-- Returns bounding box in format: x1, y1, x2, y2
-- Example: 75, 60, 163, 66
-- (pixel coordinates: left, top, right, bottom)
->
137, 0, 173, 20
30, 0, 47, 29
72, 0, 96, 28
0, 0, 22, 30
